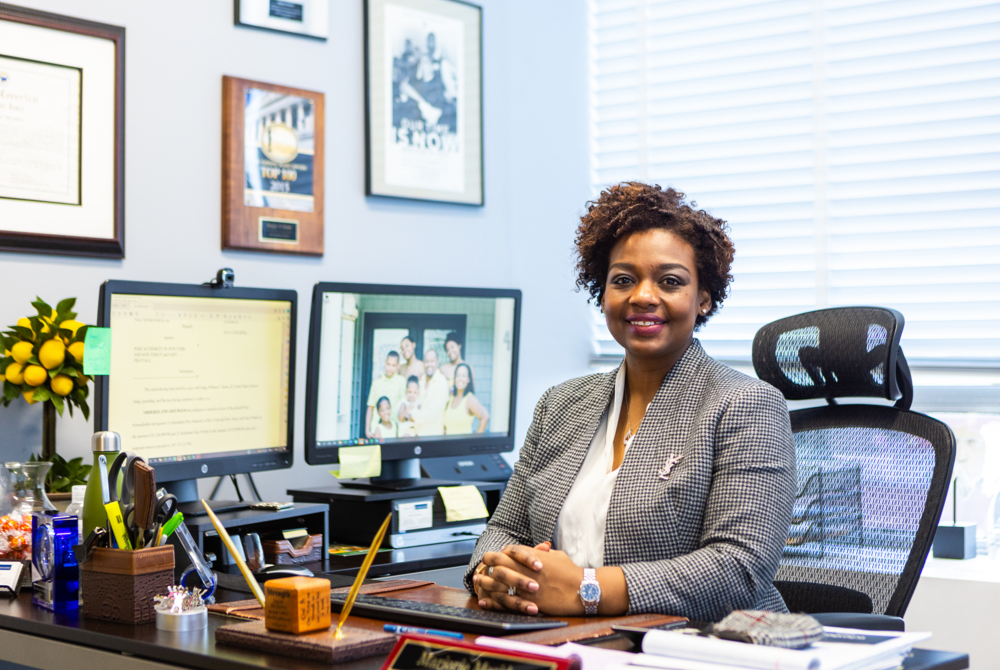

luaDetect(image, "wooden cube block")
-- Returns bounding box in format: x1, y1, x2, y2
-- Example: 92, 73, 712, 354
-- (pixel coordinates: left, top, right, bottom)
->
264, 577, 331, 634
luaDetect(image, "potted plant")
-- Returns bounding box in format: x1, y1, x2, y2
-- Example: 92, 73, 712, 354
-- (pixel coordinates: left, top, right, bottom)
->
1, 297, 92, 468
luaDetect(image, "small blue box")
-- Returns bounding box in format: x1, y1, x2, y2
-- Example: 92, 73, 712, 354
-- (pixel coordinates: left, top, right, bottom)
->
932, 523, 976, 560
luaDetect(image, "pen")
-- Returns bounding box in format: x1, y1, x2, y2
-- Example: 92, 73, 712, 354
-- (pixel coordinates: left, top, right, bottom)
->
158, 513, 184, 546
383, 624, 464, 640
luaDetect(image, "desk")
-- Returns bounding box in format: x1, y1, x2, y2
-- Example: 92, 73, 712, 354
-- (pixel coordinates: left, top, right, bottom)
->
0, 584, 970, 670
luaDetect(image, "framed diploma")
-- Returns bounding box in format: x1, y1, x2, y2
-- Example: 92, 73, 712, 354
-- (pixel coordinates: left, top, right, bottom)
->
365, 0, 483, 206
222, 76, 325, 255
235, 0, 330, 40
0, 4, 125, 258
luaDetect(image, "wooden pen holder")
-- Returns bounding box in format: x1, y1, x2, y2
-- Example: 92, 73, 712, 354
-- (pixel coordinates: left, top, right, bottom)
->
80, 545, 174, 624
262, 534, 323, 565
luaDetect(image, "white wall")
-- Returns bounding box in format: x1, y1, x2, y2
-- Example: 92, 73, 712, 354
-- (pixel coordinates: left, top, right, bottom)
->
0, 0, 594, 501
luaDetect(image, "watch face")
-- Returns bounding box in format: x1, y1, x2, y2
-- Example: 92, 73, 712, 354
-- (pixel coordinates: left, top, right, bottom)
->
580, 582, 601, 602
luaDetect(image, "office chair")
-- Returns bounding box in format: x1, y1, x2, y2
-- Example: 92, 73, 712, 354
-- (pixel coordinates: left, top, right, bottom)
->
752, 307, 956, 631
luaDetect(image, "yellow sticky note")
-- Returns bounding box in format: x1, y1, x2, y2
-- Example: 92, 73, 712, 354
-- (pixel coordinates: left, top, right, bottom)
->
329, 444, 381, 479
437, 485, 489, 523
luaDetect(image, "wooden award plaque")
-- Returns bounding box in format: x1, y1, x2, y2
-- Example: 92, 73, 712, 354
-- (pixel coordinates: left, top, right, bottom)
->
221, 76, 324, 255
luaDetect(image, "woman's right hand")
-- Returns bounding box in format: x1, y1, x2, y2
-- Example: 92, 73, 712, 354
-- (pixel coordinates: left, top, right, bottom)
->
473, 542, 550, 613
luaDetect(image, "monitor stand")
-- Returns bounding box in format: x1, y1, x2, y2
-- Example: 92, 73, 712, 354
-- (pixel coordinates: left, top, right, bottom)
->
164, 478, 256, 517
336, 458, 461, 492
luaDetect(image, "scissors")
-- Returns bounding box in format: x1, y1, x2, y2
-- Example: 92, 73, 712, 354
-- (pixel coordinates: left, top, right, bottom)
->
107, 451, 148, 547
151, 488, 178, 546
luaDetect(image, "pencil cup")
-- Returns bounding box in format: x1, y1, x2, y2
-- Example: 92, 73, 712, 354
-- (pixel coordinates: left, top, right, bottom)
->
80, 545, 175, 624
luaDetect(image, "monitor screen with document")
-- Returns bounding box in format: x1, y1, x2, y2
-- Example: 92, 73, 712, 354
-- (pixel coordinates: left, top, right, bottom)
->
94, 280, 296, 501
304, 282, 521, 478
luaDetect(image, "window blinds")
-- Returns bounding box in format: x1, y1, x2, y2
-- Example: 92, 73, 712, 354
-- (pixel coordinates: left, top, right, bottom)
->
589, 0, 1000, 366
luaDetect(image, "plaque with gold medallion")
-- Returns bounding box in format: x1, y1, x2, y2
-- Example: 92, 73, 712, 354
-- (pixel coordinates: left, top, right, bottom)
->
222, 76, 324, 255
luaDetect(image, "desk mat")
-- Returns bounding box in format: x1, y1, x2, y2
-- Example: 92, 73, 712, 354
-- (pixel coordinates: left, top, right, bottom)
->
208, 579, 433, 620
503, 613, 687, 646
216, 620, 395, 663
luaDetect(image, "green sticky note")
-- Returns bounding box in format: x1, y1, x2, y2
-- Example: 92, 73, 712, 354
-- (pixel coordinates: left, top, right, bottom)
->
438, 485, 489, 522
83, 327, 111, 375
329, 444, 381, 479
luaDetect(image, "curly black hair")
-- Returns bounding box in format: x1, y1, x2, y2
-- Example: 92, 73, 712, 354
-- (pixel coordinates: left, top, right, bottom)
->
574, 182, 735, 329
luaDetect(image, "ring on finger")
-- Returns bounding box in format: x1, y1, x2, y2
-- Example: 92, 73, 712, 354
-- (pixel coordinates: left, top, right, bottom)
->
488, 566, 494, 577
508, 586, 516, 596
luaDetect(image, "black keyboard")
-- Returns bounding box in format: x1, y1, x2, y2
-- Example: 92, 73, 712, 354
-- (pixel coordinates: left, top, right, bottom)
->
330, 593, 568, 635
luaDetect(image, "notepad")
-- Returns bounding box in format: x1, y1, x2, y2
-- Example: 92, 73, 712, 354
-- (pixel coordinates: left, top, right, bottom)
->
329, 445, 381, 479
83, 327, 112, 375
437, 485, 489, 522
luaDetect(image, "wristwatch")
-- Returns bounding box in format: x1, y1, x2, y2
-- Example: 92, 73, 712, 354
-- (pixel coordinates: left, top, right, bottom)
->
578, 568, 601, 615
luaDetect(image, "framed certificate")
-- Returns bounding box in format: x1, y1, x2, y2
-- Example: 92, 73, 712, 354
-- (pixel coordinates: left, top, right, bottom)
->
0, 4, 125, 258
235, 0, 329, 40
365, 0, 483, 206
222, 76, 325, 255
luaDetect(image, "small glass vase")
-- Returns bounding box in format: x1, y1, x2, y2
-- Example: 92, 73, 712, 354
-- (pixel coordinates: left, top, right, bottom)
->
3, 461, 57, 515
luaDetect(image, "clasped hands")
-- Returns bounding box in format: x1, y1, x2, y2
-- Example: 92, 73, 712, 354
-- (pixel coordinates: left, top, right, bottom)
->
472, 542, 586, 616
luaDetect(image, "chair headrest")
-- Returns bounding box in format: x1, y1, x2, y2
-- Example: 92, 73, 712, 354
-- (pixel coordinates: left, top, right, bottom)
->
752, 307, 912, 409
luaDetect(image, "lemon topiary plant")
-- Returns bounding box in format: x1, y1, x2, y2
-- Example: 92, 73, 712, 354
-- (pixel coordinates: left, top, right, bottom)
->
1, 297, 91, 463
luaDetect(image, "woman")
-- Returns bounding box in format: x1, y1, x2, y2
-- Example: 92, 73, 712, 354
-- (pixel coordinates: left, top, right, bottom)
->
466, 183, 796, 622
443, 363, 490, 434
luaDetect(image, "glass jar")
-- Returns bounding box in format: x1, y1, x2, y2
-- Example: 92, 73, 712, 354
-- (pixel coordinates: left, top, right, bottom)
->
0, 462, 54, 561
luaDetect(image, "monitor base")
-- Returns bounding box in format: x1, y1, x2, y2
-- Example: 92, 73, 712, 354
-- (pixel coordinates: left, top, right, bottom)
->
338, 477, 463, 492
164, 478, 256, 516
175, 499, 256, 517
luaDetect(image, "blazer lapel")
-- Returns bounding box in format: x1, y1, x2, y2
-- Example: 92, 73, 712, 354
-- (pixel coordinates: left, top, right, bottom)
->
532, 365, 619, 545
604, 340, 709, 563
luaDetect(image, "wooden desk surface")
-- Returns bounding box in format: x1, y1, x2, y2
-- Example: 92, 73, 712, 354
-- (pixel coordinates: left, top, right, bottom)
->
0, 583, 970, 670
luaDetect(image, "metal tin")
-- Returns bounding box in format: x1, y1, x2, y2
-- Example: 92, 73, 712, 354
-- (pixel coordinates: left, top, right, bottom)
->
156, 607, 208, 631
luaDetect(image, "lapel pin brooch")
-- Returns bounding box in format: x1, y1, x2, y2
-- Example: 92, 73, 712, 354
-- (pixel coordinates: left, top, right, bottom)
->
657, 453, 683, 480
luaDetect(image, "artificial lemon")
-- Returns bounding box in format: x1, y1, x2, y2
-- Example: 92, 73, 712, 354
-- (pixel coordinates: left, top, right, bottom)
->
5, 362, 24, 385
50, 374, 74, 397
22, 365, 47, 386
38, 339, 65, 369
22, 389, 37, 404
16, 317, 31, 329
68, 341, 85, 363
11, 341, 34, 365
76, 374, 90, 387
59, 320, 83, 337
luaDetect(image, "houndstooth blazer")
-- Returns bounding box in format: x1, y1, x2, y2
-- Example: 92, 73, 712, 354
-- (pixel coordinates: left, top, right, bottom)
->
464, 339, 796, 621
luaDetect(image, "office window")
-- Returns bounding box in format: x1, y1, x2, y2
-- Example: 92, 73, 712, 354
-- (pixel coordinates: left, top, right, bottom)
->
589, 0, 1000, 374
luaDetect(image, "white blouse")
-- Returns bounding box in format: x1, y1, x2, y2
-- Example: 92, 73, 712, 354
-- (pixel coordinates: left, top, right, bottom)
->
555, 364, 639, 568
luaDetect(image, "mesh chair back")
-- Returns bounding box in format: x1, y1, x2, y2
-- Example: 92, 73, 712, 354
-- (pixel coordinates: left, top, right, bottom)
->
752, 307, 955, 618
752, 307, 911, 408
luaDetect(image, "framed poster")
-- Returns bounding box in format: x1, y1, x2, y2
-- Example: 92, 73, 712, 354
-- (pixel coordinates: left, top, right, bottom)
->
365, 0, 483, 206
0, 3, 125, 258
222, 76, 325, 255
235, 0, 329, 40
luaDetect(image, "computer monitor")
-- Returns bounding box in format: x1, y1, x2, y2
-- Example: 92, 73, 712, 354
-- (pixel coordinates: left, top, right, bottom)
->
95, 280, 296, 509
304, 283, 520, 489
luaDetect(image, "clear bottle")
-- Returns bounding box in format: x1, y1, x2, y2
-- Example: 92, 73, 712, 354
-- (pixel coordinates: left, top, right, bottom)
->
65, 485, 86, 539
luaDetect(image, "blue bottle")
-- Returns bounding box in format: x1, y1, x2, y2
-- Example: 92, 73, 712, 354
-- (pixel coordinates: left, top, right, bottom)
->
31, 511, 79, 612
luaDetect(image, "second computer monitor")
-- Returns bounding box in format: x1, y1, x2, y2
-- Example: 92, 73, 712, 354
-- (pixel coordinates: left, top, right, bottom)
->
305, 283, 520, 476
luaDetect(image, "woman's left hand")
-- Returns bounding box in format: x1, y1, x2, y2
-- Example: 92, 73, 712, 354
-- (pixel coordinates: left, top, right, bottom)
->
475, 544, 588, 616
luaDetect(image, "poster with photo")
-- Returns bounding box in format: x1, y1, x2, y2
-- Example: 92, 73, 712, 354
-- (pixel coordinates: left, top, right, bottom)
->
365, 0, 482, 205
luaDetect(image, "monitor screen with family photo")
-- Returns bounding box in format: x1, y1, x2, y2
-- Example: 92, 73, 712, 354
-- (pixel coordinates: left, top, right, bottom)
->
304, 283, 521, 468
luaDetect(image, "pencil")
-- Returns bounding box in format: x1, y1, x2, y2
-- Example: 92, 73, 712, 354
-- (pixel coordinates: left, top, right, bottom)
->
334, 512, 392, 640
201, 499, 266, 608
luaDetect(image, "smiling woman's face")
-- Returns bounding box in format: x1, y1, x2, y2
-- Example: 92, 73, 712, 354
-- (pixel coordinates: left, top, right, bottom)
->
601, 228, 711, 368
